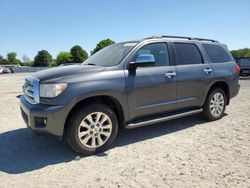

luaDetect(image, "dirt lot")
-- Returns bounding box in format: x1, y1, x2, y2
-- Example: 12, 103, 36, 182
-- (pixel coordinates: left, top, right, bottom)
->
0, 73, 249, 188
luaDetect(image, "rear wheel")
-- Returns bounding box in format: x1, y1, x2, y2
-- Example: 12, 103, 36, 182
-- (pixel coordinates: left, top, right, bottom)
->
66, 104, 118, 155
203, 88, 227, 121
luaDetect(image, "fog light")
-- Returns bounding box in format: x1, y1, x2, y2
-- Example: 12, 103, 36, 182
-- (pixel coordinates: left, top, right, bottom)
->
35, 117, 47, 128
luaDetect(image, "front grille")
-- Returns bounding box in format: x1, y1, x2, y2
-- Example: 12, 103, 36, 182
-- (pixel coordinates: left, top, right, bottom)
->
24, 79, 35, 104
23, 76, 40, 104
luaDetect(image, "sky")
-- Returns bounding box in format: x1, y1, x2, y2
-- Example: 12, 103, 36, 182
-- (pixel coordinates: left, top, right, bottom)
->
0, 0, 250, 60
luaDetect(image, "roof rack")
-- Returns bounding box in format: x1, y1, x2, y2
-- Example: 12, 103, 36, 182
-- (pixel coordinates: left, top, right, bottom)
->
146, 35, 218, 42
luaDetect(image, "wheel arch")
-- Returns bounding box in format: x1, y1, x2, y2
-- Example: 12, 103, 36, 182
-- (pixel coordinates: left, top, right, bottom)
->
205, 81, 230, 105
64, 95, 125, 137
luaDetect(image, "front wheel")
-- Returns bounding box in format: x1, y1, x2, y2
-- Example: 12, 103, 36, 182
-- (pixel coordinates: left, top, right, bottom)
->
203, 88, 227, 121
66, 104, 118, 155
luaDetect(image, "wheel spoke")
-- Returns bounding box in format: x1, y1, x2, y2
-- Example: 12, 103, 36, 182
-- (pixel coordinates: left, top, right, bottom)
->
102, 123, 112, 129
79, 130, 89, 138
101, 131, 111, 138
80, 121, 90, 128
216, 108, 220, 115
86, 114, 95, 125
95, 112, 102, 123
218, 94, 222, 101
213, 95, 216, 102
100, 116, 108, 125
216, 93, 219, 101
218, 105, 223, 112
91, 137, 96, 148
80, 134, 91, 145
211, 108, 216, 114
219, 98, 224, 103
97, 135, 104, 146
219, 103, 224, 107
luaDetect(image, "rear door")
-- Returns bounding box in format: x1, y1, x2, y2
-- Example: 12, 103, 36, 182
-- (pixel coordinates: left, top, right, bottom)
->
172, 42, 214, 110
202, 43, 239, 88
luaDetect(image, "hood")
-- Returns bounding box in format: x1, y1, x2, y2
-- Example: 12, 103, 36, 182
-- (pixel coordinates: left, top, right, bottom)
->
33, 65, 106, 82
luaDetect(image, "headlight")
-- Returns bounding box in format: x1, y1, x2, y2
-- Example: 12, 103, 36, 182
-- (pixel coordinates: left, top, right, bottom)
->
40, 83, 68, 98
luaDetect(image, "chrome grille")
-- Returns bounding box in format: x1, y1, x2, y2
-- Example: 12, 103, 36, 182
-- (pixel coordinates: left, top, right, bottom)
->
23, 76, 40, 104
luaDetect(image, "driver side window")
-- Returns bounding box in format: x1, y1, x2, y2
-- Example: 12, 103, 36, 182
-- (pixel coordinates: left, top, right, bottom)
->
135, 43, 170, 66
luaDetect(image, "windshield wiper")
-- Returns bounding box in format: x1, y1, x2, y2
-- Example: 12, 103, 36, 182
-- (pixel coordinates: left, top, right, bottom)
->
86, 63, 96, 66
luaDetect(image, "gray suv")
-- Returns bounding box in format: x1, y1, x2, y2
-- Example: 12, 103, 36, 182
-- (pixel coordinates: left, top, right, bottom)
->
20, 36, 240, 155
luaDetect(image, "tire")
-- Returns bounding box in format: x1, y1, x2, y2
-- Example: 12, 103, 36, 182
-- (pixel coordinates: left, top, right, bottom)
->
66, 104, 118, 155
203, 88, 227, 121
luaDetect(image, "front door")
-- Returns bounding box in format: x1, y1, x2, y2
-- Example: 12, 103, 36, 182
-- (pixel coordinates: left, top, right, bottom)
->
126, 42, 177, 120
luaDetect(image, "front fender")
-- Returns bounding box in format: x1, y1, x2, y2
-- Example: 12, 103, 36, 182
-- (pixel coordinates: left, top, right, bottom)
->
58, 70, 129, 124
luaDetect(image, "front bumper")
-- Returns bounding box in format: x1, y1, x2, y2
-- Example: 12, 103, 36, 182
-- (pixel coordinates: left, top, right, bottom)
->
20, 95, 68, 137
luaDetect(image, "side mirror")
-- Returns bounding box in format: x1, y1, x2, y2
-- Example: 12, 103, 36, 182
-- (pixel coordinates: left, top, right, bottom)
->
129, 54, 155, 70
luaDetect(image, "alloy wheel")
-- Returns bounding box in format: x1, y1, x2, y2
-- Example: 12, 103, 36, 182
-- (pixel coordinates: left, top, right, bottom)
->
210, 93, 225, 117
78, 112, 112, 148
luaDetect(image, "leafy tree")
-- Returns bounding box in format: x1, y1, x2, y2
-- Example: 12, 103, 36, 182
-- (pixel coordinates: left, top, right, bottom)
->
0, 59, 8, 65
0, 55, 8, 65
0, 55, 3, 64
27, 61, 34, 66
55, 51, 73, 65
246, 51, 250, 57
231, 48, 250, 58
91, 39, 115, 55
33, 50, 52, 67
15, 59, 22, 65
7, 52, 17, 63
6, 52, 21, 65
70, 45, 88, 63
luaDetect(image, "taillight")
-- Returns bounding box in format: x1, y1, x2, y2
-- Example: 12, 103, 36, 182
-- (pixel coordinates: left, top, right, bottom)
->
235, 65, 240, 74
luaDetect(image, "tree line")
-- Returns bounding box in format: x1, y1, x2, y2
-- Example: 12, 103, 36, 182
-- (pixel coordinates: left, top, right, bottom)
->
230, 48, 250, 58
0, 39, 115, 67
1, 41, 249, 67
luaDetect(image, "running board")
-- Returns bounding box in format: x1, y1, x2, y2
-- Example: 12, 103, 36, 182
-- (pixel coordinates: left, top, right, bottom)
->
125, 108, 203, 129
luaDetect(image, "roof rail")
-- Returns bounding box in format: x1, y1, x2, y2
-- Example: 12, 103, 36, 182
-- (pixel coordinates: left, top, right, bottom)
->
146, 35, 218, 42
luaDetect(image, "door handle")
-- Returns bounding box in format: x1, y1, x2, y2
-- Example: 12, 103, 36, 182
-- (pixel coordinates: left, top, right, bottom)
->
204, 68, 213, 74
165, 71, 176, 78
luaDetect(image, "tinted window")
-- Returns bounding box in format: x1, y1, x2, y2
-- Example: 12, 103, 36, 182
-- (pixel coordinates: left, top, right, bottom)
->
239, 58, 250, 67
135, 43, 169, 66
203, 44, 231, 63
174, 43, 203, 65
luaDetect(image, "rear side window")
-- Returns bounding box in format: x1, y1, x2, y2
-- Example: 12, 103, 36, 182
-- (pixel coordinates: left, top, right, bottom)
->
174, 43, 203, 65
202, 44, 231, 63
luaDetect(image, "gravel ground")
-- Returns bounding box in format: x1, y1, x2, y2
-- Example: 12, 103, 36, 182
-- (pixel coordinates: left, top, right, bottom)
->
0, 73, 249, 188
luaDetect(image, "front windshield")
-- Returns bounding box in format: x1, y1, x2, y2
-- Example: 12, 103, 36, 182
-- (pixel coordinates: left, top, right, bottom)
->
83, 42, 137, 67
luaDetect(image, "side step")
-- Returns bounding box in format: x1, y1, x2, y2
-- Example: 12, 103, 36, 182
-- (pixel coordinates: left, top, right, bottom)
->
125, 108, 203, 129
